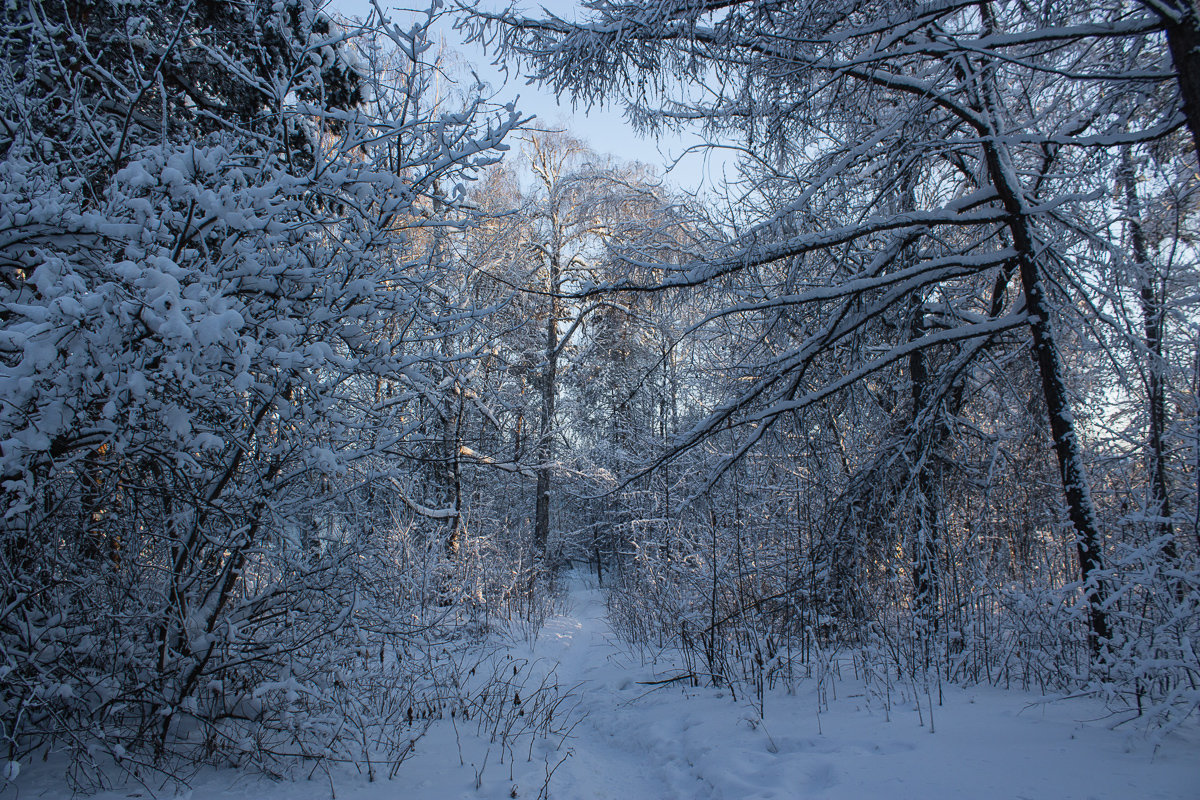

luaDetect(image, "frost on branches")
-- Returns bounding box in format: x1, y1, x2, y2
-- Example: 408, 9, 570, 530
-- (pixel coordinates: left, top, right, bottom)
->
465, 0, 1200, 723
0, 0, 520, 784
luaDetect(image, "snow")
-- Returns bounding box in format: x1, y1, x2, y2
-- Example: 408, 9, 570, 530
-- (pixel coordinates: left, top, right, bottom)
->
6, 571, 1197, 800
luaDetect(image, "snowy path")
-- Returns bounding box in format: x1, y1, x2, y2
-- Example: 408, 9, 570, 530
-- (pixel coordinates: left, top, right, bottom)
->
10, 571, 1198, 799
522, 581, 680, 799
491, 574, 1200, 800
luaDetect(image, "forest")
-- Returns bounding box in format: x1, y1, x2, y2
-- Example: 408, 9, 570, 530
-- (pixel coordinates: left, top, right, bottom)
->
0, 0, 1197, 796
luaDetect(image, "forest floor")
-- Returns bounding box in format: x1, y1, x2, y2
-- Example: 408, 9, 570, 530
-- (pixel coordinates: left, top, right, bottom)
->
9, 570, 1199, 800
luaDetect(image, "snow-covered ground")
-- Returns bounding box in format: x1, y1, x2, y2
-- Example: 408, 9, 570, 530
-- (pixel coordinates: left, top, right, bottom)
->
7, 572, 1197, 799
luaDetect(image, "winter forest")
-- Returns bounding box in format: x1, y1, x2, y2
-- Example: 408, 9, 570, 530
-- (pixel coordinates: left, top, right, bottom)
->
1, 0, 1199, 797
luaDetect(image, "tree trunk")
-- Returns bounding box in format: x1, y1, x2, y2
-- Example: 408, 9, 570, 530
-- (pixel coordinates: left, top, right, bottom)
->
982, 147, 1112, 652
1016, 247, 1111, 653
534, 252, 561, 556
971, 13, 1111, 650
1119, 147, 1179, 560
976, 128, 1111, 652
1160, 0, 1200, 156
444, 397, 464, 560
907, 293, 940, 627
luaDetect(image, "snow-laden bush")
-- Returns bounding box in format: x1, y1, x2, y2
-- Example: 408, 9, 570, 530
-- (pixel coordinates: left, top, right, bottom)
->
0, 0, 526, 786
608, 518, 1200, 727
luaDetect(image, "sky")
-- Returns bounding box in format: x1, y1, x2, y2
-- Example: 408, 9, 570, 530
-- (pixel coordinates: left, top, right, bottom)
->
329, 0, 729, 194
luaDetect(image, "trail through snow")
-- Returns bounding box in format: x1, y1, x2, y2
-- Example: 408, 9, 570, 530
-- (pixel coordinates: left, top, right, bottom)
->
499, 573, 1199, 800
7, 570, 1198, 799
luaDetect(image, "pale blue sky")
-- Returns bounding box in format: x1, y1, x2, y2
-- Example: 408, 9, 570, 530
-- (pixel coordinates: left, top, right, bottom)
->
330, 0, 727, 193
